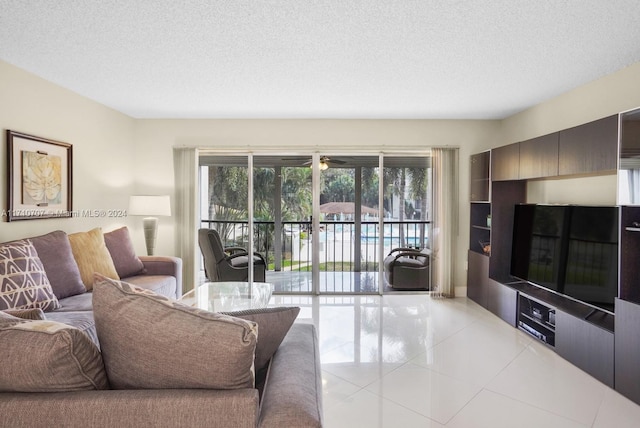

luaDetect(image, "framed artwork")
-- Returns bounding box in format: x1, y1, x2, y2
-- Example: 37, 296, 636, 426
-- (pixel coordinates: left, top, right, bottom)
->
6, 130, 73, 221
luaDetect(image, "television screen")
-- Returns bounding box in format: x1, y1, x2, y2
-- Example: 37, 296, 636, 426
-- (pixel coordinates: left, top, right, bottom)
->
511, 204, 569, 292
564, 206, 618, 311
511, 204, 618, 313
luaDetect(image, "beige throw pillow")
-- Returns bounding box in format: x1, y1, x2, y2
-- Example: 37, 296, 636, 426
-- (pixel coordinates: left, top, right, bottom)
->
92, 275, 257, 390
68, 228, 119, 290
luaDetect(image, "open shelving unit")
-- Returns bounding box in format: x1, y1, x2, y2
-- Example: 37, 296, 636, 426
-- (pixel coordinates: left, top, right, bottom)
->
518, 293, 556, 347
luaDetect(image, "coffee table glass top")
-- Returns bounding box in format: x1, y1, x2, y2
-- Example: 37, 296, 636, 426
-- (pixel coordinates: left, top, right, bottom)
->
180, 281, 273, 312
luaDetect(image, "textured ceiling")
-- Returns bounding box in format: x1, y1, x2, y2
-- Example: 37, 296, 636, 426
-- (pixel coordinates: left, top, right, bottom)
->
2, 1, 640, 119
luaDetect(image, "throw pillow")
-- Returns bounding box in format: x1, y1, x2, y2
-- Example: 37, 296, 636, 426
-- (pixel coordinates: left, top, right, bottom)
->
3, 308, 46, 320
29, 230, 86, 299
103, 226, 145, 278
0, 311, 109, 392
93, 275, 257, 390
68, 228, 119, 290
221, 306, 300, 373
0, 240, 60, 312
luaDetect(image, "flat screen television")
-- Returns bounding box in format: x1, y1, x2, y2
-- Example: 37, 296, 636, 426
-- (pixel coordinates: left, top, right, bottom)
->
511, 204, 618, 313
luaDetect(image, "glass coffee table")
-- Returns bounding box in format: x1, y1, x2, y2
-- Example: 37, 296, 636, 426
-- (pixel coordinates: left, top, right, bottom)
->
180, 281, 273, 312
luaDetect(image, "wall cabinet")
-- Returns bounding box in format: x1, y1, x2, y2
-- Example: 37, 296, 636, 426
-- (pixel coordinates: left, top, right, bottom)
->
488, 180, 526, 282
467, 250, 489, 306
519, 132, 559, 179
467, 250, 517, 326
558, 115, 618, 175
615, 298, 640, 403
470, 151, 490, 201
556, 310, 614, 387
620, 206, 640, 304
486, 280, 517, 326
491, 143, 520, 181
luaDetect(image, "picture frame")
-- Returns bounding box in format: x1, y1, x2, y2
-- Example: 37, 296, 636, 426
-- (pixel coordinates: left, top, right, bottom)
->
6, 130, 73, 221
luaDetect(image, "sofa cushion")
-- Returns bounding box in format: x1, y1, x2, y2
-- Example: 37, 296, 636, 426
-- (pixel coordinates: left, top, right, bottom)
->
0, 240, 60, 312
0, 311, 109, 392
68, 228, 119, 290
104, 227, 145, 278
93, 275, 257, 390
3, 308, 46, 320
45, 310, 99, 347
121, 274, 177, 297
29, 230, 86, 299
54, 292, 94, 312
222, 306, 300, 373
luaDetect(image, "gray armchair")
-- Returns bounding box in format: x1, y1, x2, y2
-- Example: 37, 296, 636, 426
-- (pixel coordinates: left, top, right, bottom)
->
198, 228, 267, 282
384, 247, 431, 290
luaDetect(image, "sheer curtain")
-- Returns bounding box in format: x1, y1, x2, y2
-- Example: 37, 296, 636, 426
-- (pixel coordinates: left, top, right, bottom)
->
173, 147, 199, 294
431, 147, 459, 297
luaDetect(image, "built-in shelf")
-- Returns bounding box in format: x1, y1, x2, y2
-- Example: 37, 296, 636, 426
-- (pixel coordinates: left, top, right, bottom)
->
625, 227, 640, 232
518, 294, 556, 347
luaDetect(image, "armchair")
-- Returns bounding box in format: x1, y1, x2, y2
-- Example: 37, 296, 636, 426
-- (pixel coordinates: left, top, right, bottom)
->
384, 247, 431, 290
198, 228, 267, 282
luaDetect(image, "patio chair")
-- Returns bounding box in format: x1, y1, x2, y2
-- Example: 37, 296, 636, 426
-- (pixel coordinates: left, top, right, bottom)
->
383, 247, 431, 290
198, 228, 267, 282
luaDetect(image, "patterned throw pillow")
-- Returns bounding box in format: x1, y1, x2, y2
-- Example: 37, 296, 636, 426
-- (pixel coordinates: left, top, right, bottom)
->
93, 274, 257, 390
68, 228, 119, 290
0, 311, 109, 392
0, 240, 60, 312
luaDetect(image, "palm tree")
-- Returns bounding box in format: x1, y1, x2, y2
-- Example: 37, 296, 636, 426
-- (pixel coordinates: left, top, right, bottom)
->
208, 166, 248, 242
383, 167, 407, 245
408, 167, 429, 247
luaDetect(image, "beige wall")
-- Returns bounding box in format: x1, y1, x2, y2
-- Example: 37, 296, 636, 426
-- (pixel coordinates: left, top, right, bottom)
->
3, 58, 640, 295
0, 61, 136, 243
501, 62, 640, 144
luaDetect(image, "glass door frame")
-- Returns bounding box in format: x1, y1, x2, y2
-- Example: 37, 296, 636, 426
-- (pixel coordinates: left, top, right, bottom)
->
199, 149, 432, 296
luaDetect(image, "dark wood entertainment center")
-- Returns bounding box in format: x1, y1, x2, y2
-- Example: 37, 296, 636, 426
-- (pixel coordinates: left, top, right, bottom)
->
468, 108, 640, 403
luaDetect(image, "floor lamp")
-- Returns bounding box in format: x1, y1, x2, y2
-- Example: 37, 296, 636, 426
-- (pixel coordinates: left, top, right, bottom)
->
129, 195, 171, 256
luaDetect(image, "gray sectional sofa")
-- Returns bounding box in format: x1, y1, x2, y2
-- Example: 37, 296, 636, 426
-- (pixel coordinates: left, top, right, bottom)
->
0, 228, 323, 427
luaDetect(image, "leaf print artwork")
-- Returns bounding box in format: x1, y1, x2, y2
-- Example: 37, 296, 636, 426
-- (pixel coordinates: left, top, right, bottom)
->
21, 151, 62, 205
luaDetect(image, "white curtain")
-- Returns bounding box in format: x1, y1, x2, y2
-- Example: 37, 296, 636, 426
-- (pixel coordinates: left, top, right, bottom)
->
431, 147, 459, 297
173, 147, 199, 294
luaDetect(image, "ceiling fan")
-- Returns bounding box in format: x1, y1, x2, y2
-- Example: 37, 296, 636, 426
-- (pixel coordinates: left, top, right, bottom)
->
283, 156, 346, 171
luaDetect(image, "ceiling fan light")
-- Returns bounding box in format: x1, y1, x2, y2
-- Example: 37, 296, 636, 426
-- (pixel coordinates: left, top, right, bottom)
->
310, 160, 329, 170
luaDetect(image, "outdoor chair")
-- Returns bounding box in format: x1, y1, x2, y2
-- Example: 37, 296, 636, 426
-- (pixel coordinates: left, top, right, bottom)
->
198, 228, 267, 282
383, 247, 431, 290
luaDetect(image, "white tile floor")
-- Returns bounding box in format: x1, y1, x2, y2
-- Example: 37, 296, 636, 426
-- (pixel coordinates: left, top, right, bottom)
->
270, 294, 640, 428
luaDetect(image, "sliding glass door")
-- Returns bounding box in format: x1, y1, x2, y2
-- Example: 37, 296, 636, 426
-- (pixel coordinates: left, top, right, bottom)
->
318, 155, 380, 293
199, 152, 431, 294
382, 156, 432, 292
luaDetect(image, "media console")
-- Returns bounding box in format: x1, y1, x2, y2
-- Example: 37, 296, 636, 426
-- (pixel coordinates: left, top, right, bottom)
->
518, 294, 556, 347
500, 280, 616, 387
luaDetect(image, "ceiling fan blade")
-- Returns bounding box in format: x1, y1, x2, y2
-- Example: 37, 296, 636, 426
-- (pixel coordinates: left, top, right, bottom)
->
286, 156, 312, 160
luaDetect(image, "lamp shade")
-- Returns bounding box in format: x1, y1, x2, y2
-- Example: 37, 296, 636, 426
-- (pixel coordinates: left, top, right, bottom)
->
128, 195, 171, 216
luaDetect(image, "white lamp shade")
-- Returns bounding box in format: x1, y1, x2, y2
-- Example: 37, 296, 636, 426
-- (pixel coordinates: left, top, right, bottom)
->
129, 195, 171, 216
